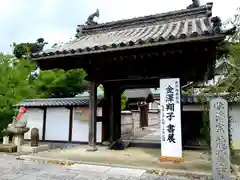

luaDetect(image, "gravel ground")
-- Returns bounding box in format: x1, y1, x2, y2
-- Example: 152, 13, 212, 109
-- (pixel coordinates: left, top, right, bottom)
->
0, 152, 210, 180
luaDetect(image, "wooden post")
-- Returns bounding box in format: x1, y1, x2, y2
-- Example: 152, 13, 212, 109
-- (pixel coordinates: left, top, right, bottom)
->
109, 93, 114, 143
102, 84, 111, 143
87, 79, 97, 151
140, 103, 148, 127
115, 88, 122, 140
109, 86, 122, 143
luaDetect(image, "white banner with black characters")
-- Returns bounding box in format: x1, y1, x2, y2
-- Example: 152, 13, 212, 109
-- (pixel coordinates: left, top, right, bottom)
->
160, 78, 182, 158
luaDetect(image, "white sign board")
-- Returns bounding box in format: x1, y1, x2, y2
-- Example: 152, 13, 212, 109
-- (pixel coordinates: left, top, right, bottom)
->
160, 78, 182, 158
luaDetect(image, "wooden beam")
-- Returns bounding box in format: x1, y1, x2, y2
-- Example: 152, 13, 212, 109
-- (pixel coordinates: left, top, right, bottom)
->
104, 76, 160, 82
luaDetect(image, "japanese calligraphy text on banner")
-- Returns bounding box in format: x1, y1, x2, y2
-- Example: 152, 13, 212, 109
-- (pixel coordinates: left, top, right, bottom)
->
160, 78, 182, 158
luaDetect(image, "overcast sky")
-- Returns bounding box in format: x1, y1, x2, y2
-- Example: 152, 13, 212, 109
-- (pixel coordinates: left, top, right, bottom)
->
0, 0, 238, 53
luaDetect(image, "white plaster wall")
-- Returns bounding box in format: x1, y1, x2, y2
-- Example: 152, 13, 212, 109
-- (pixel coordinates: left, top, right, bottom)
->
97, 107, 102, 116
71, 108, 102, 143
24, 108, 44, 140
45, 107, 70, 141
229, 105, 240, 150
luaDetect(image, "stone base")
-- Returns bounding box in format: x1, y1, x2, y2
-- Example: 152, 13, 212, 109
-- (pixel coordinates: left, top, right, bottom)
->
20, 144, 49, 153
0, 144, 17, 153
108, 139, 129, 150
86, 146, 98, 152
3, 136, 9, 145
102, 141, 110, 146
12, 134, 24, 145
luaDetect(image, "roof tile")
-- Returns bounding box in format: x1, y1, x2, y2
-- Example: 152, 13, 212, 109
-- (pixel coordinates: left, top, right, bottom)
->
32, 4, 221, 59
17, 96, 103, 107
35, 18, 213, 57
125, 89, 152, 99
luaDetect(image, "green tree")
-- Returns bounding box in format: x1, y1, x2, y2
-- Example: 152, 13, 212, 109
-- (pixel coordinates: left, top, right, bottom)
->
191, 7, 240, 167
12, 38, 47, 59
0, 54, 38, 138
12, 40, 89, 98
31, 69, 89, 98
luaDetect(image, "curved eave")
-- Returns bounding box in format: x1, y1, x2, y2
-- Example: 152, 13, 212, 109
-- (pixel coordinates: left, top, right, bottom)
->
32, 34, 225, 61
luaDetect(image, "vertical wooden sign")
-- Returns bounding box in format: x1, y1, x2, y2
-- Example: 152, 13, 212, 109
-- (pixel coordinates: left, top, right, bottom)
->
160, 78, 183, 161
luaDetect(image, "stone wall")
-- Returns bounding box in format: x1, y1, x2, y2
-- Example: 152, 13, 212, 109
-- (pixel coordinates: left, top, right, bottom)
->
148, 110, 160, 126
121, 110, 160, 136
121, 111, 133, 136
132, 110, 140, 132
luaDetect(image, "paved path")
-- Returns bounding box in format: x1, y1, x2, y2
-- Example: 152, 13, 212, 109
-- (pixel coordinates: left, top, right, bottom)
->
0, 153, 195, 180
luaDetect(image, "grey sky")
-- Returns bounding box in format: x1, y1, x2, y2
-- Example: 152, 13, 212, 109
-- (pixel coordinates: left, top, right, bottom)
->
0, 0, 238, 53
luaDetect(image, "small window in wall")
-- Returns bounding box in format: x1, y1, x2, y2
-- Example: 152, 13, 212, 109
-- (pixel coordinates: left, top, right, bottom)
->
74, 110, 83, 121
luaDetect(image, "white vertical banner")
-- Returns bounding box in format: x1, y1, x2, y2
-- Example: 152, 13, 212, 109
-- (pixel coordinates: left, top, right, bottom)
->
160, 78, 182, 158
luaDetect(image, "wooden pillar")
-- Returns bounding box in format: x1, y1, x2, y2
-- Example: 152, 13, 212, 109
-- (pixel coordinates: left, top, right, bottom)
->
109, 93, 114, 143
42, 107, 47, 141
68, 107, 73, 141
140, 103, 148, 127
87, 79, 97, 151
102, 83, 111, 142
109, 86, 122, 143
114, 88, 121, 140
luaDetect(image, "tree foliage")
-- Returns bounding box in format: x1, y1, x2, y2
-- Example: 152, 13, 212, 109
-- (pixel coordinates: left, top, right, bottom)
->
0, 54, 38, 137
0, 39, 89, 138
31, 69, 88, 98
12, 38, 47, 59
186, 7, 240, 164
182, 8, 240, 166
11, 39, 89, 98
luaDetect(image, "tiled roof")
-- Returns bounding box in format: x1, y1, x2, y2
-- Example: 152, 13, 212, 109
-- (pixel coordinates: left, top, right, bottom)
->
75, 88, 103, 97
17, 96, 103, 107
76, 88, 152, 99
125, 89, 152, 99
32, 3, 221, 59
154, 93, 240, 104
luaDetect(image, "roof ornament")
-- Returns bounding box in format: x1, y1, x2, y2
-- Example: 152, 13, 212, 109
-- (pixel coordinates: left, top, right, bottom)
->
205, 2, 213, 17
85, 9, 100, 26
187, 0, 200, 9
211, 16, 237, 35
75, 25, 84, 38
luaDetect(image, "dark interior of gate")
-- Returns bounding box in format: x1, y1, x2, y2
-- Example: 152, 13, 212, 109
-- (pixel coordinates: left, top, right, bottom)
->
31, 2, 233, 150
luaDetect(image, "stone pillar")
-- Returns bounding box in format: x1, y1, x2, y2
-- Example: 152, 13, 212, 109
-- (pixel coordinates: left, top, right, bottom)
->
87, 79, 97, 151
210, 98, 231, 180
13, 134, 24, 145
3, 136, 9, 145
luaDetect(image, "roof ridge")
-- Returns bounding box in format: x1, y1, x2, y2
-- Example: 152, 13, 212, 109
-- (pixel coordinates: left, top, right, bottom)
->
79, 3, 213, 34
